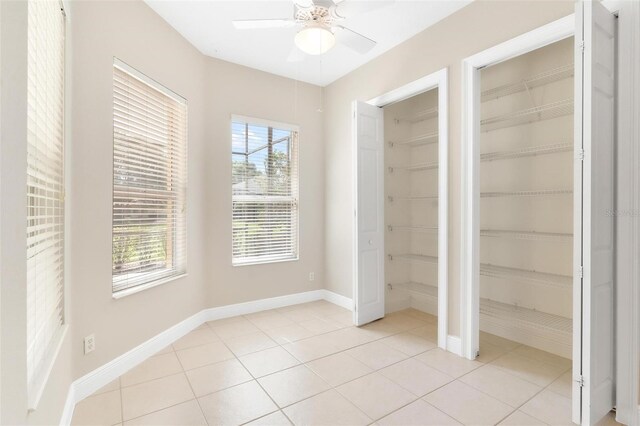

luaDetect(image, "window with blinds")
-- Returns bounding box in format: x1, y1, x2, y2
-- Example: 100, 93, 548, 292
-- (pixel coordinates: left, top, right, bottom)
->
232, 118, 299, 265
112, 59, 187, 295
26, 0, 66, 405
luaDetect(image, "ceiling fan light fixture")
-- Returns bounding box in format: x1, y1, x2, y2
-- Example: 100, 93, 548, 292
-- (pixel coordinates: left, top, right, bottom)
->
295, 24, 335, 55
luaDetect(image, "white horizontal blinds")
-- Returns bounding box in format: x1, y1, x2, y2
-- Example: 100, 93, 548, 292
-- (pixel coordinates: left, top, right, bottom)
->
232, 120, 299, 264
26, 0, 65, 393
112, 61, 187, 293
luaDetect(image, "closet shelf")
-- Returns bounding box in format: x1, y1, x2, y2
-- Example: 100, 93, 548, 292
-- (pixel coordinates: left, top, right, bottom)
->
395, 107, 438, 123
481, 99, 573, 132
388, 225, 438, 233
481, 64, 574, 102
388, 132, 438, 148
388, 161, 438, 172
481, 189, 573, 198
388, 195, 438, 202
480, 143, 573, 162
480, 298, 572, 335
480, 263, 572, 289
391, 281, 438, 297
480, 229, 572, 241
388, 254, 438, 264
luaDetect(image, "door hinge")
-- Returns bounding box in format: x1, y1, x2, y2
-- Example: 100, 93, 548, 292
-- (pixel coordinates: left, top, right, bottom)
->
578, 266, 583, 279
578, 41, 585, 52
577, 148, 585, 161
575, 375, 585, 387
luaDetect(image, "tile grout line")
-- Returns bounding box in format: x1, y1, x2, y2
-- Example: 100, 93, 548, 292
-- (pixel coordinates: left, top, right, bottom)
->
118, 378, 124, 426
72, 305, 426, 424
75, 305, 572, 426
148, 309, 439, 423
228, 309, 439, 423
172, 343, 210, 425
457, 341, 571, 425
211, 320, 287, 425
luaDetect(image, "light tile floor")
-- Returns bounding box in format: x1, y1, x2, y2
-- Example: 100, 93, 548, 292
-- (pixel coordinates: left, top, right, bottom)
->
71, 301, 621, 426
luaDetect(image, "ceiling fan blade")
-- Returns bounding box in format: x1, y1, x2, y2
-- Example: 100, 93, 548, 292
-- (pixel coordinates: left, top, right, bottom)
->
286, 46, 306, 63
334, 0, 394, 18
334, 26, 376, 54
232, 19, 297, 30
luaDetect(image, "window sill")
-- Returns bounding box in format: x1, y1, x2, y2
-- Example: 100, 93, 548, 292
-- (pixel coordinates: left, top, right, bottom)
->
232, 256, 299, 267
112, 273, 188, 299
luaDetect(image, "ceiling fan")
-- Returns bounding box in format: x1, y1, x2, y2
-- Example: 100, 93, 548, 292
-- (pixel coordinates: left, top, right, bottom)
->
232, 0, 393, 58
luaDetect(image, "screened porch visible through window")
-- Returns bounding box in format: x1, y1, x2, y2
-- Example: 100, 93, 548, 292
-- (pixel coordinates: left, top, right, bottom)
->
231, 119, 299, 265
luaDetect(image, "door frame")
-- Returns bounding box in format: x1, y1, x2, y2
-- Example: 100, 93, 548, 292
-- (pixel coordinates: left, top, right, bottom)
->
459, 14, 576, 363
613, 1, 640, 425
353, 67, 449, 350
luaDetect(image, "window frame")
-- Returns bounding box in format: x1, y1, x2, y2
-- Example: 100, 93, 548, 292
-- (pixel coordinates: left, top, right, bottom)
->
111, 58, 188, 298
230, 115, 300, 267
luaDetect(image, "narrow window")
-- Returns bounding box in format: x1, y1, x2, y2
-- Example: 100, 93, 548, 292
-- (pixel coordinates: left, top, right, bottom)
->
112, 59, 187, 295
231, 118, 299, 265
26, 0, 66, 406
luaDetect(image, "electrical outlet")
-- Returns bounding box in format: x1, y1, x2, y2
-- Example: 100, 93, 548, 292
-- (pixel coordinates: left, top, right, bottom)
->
84, 334, 95, 354
308, 272, 315, 282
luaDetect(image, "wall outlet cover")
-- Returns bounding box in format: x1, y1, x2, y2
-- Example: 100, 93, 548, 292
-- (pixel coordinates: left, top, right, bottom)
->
84, 334, 95, 354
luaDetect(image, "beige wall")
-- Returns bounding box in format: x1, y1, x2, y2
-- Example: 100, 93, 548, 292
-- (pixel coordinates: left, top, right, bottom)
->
69, 0, 324, 380
2, 0, 323, 423
202, 57, 325, 307
323, 0, 574, 336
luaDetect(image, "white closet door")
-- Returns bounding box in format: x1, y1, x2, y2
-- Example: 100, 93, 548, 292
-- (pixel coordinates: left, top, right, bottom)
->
354, 101, 385, 326
573, 1, 616, 424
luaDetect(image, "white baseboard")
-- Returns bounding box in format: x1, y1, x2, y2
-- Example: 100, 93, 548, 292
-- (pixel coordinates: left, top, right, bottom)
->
59, 386, 75, 426
60, 289, 351, 425
480, 318, 571, 359
409, 293, 438, 317
385, 293, 410, 314
322, 289, 353, 311
446, 335, 462, 356
73, 310, 207, 404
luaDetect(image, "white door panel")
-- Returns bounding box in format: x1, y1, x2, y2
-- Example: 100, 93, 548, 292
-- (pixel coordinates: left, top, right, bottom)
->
574, 1, 616, 424
354, 101, 385, 326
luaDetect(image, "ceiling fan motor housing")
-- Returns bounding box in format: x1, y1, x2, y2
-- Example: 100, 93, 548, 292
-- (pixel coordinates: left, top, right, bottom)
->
295, 2, 343, 27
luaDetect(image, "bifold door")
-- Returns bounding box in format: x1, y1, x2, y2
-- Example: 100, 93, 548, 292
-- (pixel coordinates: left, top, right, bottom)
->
353, 101, 385, 326
573, 1, 616, 424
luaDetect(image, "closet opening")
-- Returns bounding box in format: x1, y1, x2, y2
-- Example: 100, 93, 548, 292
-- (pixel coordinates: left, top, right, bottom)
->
353, 68, 448, 350
477, 38, 575, 360
461, 4, 618, 423
384, 89, 441, 328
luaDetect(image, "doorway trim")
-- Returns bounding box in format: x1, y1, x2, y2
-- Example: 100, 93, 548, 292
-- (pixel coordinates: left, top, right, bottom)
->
459, 14, 575, 362
612, 1, 640, 424
356, 67, 449, 350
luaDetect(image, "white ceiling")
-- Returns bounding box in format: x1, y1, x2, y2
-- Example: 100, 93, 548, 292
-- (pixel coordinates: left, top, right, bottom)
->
144, 1, 471, 86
